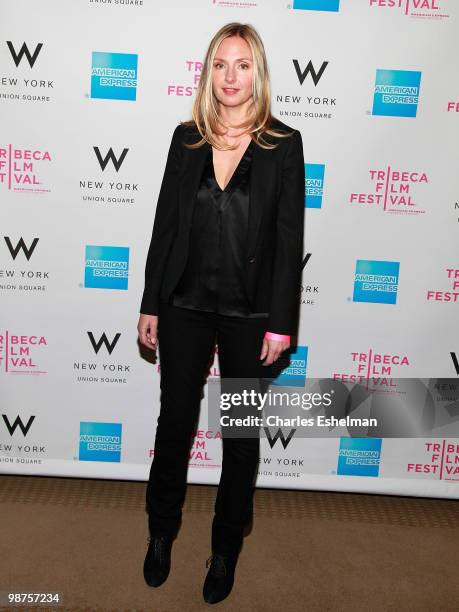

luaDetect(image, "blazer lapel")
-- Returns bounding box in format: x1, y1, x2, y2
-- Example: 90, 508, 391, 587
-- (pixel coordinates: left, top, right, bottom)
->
179, 140, 209, 231
246, 139, 265, 260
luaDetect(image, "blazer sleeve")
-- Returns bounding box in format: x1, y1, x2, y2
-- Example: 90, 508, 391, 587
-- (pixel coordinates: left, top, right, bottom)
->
266, 129, 305, 336
139, 124, 183, 315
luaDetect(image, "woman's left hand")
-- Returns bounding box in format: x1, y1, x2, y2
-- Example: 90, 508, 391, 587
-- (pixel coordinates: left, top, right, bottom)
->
259, 334, 290, 366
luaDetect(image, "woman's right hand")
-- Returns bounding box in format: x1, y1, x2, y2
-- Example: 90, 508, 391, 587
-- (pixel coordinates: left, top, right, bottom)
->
137, 314, 158, 350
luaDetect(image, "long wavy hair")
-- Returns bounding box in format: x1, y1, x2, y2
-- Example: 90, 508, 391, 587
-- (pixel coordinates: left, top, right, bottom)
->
182, 22, 294, 151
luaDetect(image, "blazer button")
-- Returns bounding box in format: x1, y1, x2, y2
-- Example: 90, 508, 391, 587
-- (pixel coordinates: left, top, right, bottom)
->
248, 257, 255, 264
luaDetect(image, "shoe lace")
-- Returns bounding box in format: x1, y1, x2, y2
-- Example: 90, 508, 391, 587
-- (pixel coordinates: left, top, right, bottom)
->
206, 554, 228, 577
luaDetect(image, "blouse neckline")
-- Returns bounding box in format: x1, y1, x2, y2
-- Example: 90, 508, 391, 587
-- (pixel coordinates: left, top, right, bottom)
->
210, 139, 254, 193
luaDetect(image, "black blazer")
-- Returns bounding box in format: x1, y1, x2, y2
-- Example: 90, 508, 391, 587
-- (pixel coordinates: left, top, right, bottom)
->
140, 117, 305, 336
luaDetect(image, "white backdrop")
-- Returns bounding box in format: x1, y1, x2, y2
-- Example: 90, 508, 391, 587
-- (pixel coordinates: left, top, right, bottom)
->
1, 0, 458, 499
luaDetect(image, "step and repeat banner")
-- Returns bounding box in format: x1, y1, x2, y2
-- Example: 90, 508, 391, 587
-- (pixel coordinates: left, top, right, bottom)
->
1, 0, 458, 499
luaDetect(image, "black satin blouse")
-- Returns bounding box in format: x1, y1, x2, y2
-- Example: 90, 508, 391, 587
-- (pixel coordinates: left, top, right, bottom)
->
170, 139, 268, 318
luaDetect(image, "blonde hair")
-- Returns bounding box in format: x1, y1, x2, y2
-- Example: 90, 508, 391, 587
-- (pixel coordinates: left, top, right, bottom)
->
182, 22, 294, 151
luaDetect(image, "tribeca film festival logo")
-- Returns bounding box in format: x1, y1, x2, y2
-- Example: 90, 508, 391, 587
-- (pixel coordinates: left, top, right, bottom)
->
0, 236, 49, 294
1, 41, 55, 103
336, 438, 383, 477
90, 52, 138, 101
353, 259, 400, 305
0, 145, 51, 193
369, 0, 449, 20
305, 163, 325, 208
148, 429, 223, 470
83, 245, 129, 290
80, 146, 139, 207
332, 348, 410, 391
407, 441, 459, 480
291, 0, 340, 11
0, 414, 46, 466
74, 331, 131, 386
168, 60, 202, 98
350, 166, 428, 216
426, 268, 459, 303
447, 100, 459, 113
372, 69, 422, 118
0, 331, 48, 375
78, 422, 122, 463
188, 429, 221, 468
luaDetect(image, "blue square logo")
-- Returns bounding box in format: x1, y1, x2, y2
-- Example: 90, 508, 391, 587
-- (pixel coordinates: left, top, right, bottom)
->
293, 0, 340, 11
79, 422, 122, 462
305, 163, 324, 208
337, 437, 382, 477
372, 69, 421, 118
353, 259, 399, 304
84, 245, 129, 290
268, 345, 308, 387
91, 52, 138, 101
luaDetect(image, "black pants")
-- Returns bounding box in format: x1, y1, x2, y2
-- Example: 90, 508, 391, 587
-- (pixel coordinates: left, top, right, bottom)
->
146, 301, 270, 556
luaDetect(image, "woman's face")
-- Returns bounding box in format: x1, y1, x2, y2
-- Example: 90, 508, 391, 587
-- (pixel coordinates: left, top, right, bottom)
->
211, 35, 253, 111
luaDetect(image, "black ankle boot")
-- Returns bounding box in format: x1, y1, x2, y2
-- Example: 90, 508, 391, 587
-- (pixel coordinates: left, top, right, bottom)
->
203, 552, 239, 604
143, 535, 173, 587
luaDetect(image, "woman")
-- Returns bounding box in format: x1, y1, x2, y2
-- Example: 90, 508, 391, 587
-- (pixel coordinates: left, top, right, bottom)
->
137, 22, 305, 604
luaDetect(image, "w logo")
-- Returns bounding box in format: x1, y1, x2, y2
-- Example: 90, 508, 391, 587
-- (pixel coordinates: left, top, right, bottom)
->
93, 147, 129, 172
3, 237, 39, 260
7, 41, 43, 68
302, 252, 312, 270
451, 352, 459, 375
263, 427, 296, 449
2, 414, 35, 436
292, 60, 328, 86
87, 332, 121, 355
